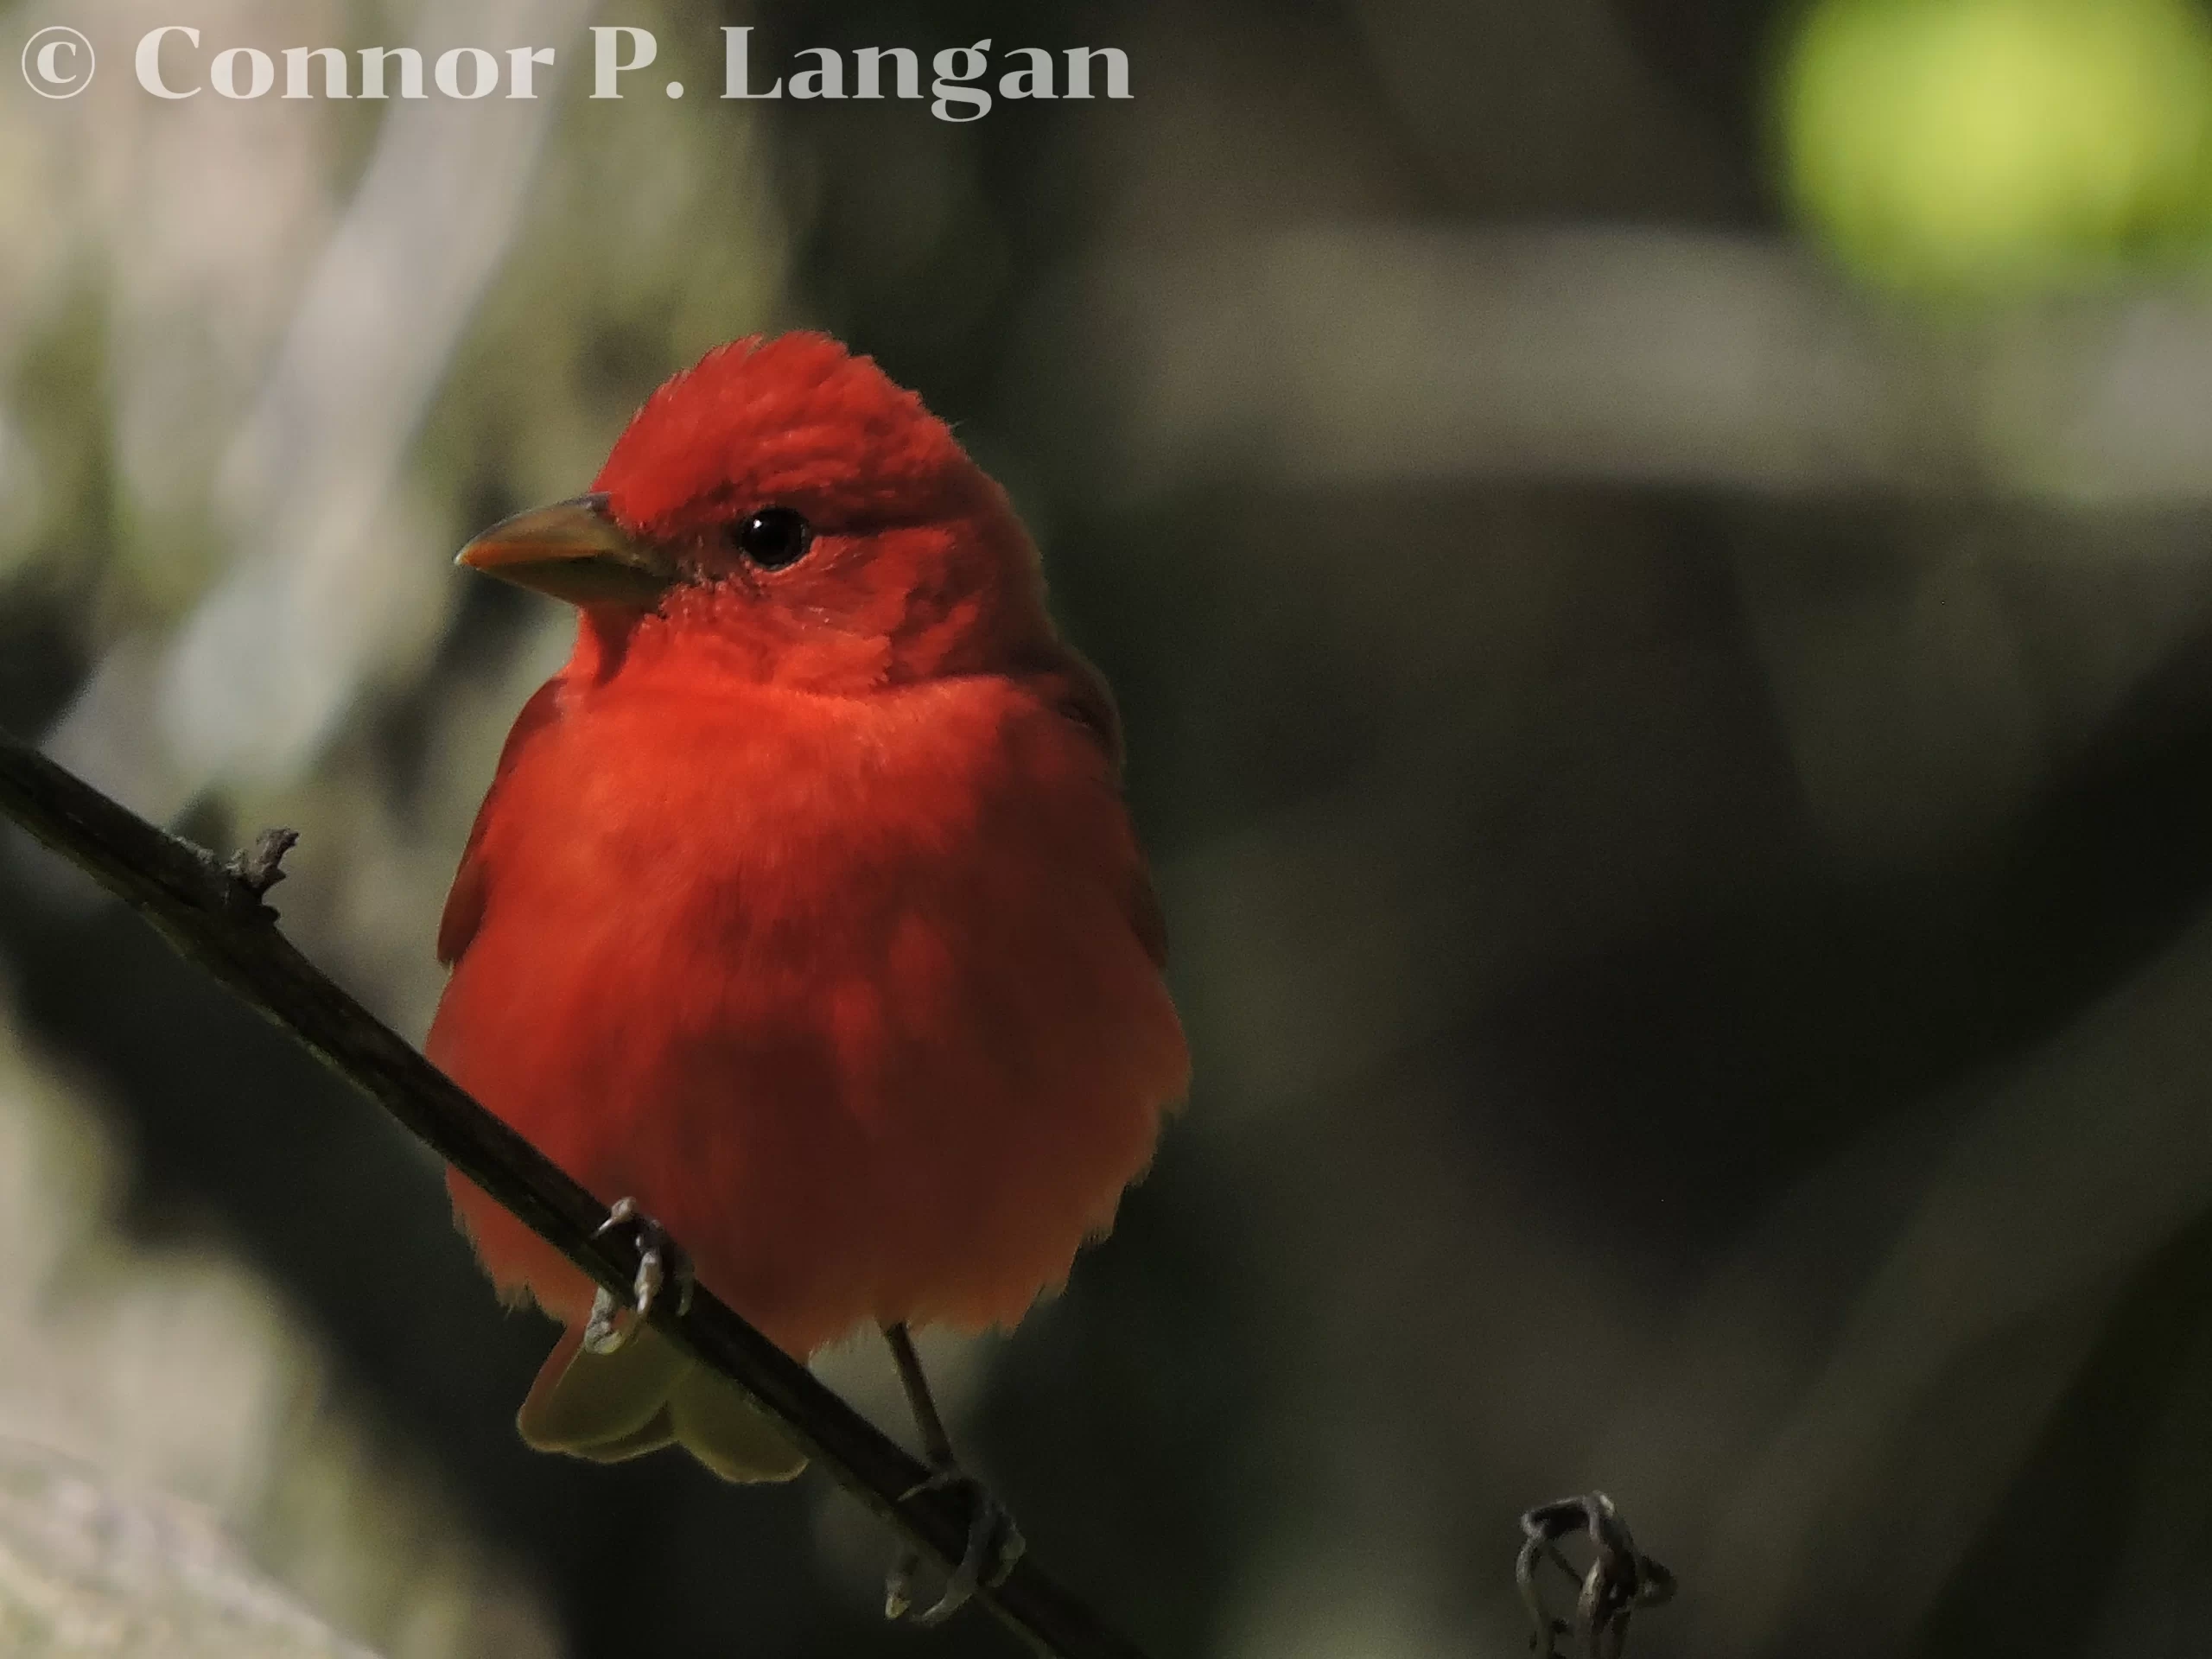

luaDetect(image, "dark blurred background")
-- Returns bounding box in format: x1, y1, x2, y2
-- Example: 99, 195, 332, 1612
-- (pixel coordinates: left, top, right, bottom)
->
10, 0, 2212, 1654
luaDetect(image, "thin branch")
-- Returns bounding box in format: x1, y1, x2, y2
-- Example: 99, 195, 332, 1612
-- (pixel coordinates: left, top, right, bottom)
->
0, 722, 1145, 1659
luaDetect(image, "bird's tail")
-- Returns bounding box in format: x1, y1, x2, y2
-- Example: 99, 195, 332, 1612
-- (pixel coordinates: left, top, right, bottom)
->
518, 1322, 807, 1482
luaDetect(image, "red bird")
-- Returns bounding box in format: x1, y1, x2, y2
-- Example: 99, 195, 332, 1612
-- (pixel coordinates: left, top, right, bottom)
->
426, 333, 1187, 1618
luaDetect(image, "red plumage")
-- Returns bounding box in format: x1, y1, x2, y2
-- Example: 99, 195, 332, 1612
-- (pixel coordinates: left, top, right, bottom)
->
426, 337, 1186, 1436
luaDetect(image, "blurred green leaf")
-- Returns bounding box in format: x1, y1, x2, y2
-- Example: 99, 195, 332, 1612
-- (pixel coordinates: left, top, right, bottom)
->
1783, 0, 2212, 290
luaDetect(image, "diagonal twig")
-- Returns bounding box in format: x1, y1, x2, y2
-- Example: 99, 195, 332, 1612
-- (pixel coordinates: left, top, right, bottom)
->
0, 721, 1145, 1659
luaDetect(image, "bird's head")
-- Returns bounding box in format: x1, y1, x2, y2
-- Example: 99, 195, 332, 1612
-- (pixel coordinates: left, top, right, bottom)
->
456, 333, 1058, 690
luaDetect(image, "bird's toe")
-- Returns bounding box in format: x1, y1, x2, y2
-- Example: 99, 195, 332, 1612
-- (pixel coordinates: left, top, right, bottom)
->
883, 1465, 1025, 1625
582, 1196, 694, 1354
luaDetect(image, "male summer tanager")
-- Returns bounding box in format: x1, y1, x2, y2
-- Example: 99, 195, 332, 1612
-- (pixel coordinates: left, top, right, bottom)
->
426, 333, 1188, 1618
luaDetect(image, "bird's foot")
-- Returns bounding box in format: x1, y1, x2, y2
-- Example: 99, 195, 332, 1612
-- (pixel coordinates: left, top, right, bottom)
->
883, 1465, 1026, 1626
582, 1197, 694, 1356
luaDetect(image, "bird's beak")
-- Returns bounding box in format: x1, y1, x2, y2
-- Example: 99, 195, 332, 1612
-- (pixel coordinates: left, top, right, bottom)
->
454, 494, 679, 608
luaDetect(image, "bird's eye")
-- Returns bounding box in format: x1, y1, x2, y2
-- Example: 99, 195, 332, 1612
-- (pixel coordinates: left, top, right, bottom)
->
731, 506, 813, 570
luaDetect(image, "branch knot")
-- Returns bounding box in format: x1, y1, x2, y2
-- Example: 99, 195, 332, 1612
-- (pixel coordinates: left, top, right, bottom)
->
224, 827, 298, 907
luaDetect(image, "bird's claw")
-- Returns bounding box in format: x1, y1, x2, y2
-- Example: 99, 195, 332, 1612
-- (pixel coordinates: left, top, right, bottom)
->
582, 1197, 693, 1355
883, 1465, 1025, 1625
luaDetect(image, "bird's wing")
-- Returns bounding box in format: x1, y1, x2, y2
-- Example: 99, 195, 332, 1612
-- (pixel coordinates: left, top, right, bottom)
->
1127, 865, 1170, 971
1024, 647, 1172, 970
437, 678, 565, 966
1039, 644, 1127, 774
